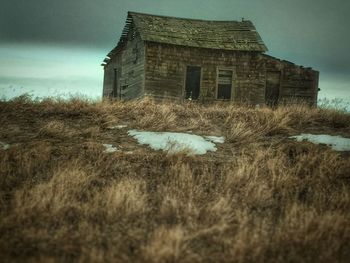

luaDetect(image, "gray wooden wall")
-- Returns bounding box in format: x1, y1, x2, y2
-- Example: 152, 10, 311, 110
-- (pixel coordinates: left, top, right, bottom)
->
144, 42, 266, 104
263, 55, 319, 105
103, 33, 145, 100
103, 39, 318, 105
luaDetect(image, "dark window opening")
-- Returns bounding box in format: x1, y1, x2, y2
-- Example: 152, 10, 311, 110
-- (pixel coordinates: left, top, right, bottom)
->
185, 66, 201, 100
217, 70, 233, 100
133, 45, 139, 64
113, 68, 118, 98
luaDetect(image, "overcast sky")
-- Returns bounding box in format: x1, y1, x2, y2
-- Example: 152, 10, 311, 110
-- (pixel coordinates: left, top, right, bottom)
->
0, 0, 349, 102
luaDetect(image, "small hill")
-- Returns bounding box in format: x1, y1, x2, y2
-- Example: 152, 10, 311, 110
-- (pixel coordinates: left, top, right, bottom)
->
0, 96, 349, 262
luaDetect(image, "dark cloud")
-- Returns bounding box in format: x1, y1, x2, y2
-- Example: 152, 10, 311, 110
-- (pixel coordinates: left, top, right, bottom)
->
1, 0, 350, 73
0, 0, 120, 48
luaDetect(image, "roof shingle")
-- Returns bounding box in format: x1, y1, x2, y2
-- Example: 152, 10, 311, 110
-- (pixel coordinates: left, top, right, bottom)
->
107, 11, 267, 59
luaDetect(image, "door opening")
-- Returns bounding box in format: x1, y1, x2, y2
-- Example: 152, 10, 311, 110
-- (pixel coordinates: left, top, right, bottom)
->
265, 71, 281, 106
185, 66, 201, 100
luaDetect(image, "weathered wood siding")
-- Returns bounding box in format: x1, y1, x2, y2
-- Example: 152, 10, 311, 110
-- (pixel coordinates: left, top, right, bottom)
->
144, 42, 266, 104
143, 42, 318, 105
103, 52, 122, 98
104, 41, 318, 105
103, 31, 145, 100
119, 34, 145, 100
262, 55, 319, 105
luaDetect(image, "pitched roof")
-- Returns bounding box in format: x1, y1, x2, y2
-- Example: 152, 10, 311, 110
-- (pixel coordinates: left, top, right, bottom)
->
105, 12, 267, 62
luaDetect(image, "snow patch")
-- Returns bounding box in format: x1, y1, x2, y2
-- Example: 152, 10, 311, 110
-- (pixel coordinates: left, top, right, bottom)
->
127, 130, 225, 155
290, 134, 350, 151
103, 144, 118, 153
0, 141, 10, 150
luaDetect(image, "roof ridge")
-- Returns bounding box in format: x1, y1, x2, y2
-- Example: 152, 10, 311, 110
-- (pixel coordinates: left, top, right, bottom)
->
128, 11, 251, 23
103, 11, 268, 59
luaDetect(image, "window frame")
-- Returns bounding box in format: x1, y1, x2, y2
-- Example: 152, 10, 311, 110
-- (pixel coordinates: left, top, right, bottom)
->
216, 67, 235, 101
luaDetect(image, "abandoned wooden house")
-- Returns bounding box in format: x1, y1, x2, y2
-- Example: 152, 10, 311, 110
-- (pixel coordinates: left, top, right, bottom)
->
102, 11, 319, 105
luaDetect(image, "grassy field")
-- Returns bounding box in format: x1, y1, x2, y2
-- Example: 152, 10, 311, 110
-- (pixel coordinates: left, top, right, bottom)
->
0, 96, 349, 262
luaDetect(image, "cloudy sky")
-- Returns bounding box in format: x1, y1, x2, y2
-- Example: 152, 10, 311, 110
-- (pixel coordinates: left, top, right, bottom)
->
0, 0, 349, 102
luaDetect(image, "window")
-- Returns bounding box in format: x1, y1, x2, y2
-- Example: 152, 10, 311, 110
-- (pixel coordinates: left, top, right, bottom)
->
112, 68, 118, 98
132, 45, 139, 64
217, 70, 233, 100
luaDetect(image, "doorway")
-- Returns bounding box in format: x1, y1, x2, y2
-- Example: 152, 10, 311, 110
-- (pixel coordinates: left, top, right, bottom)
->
185, 66, 201, 100
265, 71, 281, 106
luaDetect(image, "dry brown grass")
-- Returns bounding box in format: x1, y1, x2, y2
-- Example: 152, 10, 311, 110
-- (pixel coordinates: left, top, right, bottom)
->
0, 97, 349, 262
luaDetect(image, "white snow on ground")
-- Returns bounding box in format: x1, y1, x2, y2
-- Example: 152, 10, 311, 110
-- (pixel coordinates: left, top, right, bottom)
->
107, 124, 128, 129
0, 141, 10, 150
103, 144, 118, 153
127, 130, 225, 155
290, 134, 350, 151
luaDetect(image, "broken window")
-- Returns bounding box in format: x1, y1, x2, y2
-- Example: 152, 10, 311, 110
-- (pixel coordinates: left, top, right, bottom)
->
217, 70, 233, 100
